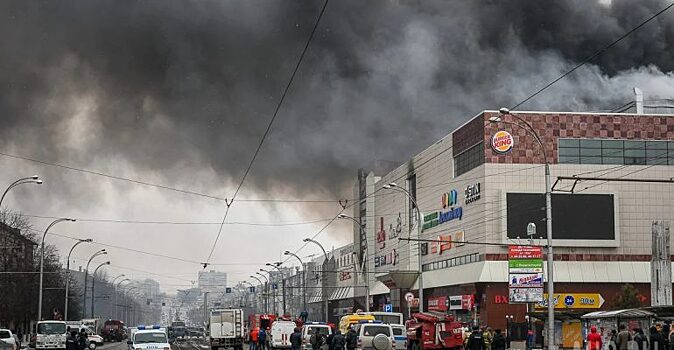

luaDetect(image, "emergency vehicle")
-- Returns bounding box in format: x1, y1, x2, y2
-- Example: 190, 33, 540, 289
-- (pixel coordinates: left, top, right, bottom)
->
338, 313, 375, 334
126, 326, 169, 350
404, 312, 463, 350
301, 322, 331, 350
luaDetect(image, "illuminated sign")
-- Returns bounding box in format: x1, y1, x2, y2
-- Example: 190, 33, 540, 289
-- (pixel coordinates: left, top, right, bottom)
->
430, 231, 464, 254
465, 183, 481, 204
441, 190, 458, 208
491, 130, 514, 154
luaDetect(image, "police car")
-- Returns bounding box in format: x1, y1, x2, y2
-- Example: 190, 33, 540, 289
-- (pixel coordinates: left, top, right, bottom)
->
127, 326, 169, 350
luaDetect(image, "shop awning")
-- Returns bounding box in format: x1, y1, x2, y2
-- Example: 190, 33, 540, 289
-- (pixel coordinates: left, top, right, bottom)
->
375, 270, 419, 289
581, 309, 654, 319
309, 291, 324, 304
329, 286, 353, 301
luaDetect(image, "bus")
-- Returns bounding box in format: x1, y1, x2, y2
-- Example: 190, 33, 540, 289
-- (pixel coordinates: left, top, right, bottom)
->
364, 312, 404, 325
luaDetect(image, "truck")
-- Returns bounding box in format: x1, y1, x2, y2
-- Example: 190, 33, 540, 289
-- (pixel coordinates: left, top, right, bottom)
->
170, 321, 187, 342
209, 309, 244, 350
34, 321, 68, 350
80, 319, 102, 336
101, 320, 126, 342
405, 312, 464, 350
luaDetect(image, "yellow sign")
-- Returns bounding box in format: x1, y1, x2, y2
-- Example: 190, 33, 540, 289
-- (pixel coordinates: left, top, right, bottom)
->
535, 293, 605, 309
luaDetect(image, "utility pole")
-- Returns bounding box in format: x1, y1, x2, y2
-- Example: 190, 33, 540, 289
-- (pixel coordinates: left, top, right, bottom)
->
651, 221, 672, 306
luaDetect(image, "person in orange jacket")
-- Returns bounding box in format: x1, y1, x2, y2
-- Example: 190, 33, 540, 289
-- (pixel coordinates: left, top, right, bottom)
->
587, 326, 602, 350
251, 327, 260, 350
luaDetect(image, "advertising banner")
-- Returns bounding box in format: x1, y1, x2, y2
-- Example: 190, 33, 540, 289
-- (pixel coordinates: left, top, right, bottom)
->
509, 273, 544, 287
429, 296, 448, 311
509, 288, 544, 303
508, 246, 543, 259
509, 259, 544, 273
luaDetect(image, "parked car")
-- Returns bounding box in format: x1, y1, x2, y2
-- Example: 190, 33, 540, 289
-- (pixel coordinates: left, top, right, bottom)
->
353, 321, 394, 350
390, 325, 406, 350
0, 329, 17, 350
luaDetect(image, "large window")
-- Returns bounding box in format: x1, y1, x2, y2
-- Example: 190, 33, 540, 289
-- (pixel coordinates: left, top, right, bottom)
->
558, 139, 674, 165
454, 142, 484, 177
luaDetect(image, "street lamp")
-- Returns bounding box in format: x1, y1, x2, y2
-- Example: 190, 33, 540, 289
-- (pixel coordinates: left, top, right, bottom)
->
266, 263, 287, 316
302, 238, 330, 322
490, 108, 554, 350
125, 286, 139, 324
91, 261, 110, 317
260, 268, 276, 315
0, 175, 42, 210
83, 249, 107, 319
38, 218, 76, 321
251, 275, 267, 313
64, 238, 92, 320
284, 251, 307, 313
382, 182, 424, 312
114, 278, 131, 320
337, 214, 370, 312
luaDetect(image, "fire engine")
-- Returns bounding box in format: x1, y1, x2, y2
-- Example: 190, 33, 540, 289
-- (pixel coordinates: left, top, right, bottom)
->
405, 312, 464, 350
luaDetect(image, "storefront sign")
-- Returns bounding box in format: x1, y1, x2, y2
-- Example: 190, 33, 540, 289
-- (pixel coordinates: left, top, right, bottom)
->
508, 246, 543, 259
376, 217, 386, 249
442, 190, 458, 208
465, 183, 481, 204
429, 231, 465, 254
374, 249, 399, 267
509, 288, 544, 303
535, 293, 605, 309
339, 271, 352, 281
508, 259, 544, 273
451, 295, 474, 310
429, 296, 448, 311
422, 208, 463, 231
491, 130, 514, 154
509, 273, 544, 287
494, 295, 509, 304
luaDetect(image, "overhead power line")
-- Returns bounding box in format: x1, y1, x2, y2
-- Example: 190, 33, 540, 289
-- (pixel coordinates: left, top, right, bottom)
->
204, 0, 331, 266
509, 1, 674, 111
23, 214, 333, 227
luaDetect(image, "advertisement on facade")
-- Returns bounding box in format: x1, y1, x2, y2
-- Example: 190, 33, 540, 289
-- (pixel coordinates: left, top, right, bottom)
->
422, 189, 463, 232
374, 249, 398, 267
428, 295, 473, 311
509, 288, 544, 303
429, 231, 465, 254
509, 273, 544, 287
508, 245, 544, 302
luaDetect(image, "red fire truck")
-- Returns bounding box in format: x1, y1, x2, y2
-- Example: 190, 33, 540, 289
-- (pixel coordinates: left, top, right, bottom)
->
405, 312, 464, 350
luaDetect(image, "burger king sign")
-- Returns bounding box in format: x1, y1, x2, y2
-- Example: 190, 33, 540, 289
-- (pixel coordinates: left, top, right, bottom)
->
491, 130, 514, 154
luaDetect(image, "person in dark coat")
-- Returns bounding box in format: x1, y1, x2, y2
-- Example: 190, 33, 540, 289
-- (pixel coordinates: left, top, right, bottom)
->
466, 326, 486, 350
290, 328, 303, 350
331, 330, 346, 350
345, 328, 357, 350
633, 329, 648, 350
327, 329, 336, 350
652, 326, 666, 350
78, 329, 88, 350
66, 331, 79, 350
491, 329, 506, 350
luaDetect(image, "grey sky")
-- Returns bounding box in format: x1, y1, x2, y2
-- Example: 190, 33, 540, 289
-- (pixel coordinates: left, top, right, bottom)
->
0, 0, 673, 292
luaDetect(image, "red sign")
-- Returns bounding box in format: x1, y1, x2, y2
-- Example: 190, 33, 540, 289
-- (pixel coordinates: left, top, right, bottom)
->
494, 295, 509, 304
508, 246, 543, 259
428, 296, 448, 311
461, 295, 474, 310
339, 271, 352, 281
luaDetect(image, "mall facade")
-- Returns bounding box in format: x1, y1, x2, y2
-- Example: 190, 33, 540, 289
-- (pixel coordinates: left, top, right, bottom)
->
343, 110, 674, 348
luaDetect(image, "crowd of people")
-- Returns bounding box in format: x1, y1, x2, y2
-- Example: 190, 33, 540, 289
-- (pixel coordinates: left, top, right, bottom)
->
247, 325, 358, 350
588, 323, 674, 350
65, 328, 91, 350
462, 325, 507, 350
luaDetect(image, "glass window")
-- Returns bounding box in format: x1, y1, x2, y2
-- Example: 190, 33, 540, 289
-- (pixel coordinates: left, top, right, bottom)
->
602, 148, 623, 157
602, 140, 623, 149
454, 142, 484, 177
559, 156, 579, 164
625, 149, 645, 157
624, 140, 645, 149
647, 149, 668, 165
580, 139, 602, 148
580, 148, 602, 156
603, 157, 623, 165
559, 147, 579, 156
559, 139, 580, 147
625, 157, 646, 165
669, 141, 674, 150
646, 141, 667, 150
581, 156, 601, 164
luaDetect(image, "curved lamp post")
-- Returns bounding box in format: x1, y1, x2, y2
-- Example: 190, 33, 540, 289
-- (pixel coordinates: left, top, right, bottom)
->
114, 278, 131, 319
302, 238, 330, 322
337, 214, 370, 311
284, 251, 307, 312
91, 261, 111, 317
0, 175, 42, 209
64, 238, 92, 320
83, 249, 106, 319
250, 275, 267, 313
266, 263, 286, 316
490, 108, 554, 350
383, 182, 424, 312
38, 218, 76, 321
260, 268, 276, 315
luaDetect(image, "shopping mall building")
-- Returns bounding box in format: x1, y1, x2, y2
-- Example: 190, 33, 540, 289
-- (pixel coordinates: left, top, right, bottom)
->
345, 109, 674, 348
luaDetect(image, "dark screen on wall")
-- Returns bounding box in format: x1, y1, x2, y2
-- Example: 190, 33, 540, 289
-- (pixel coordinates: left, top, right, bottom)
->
506, 193, 615, 240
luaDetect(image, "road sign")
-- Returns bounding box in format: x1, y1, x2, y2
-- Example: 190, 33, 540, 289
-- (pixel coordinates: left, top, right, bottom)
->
225, 287, 232, 293
535, 293, 605, 309
404, 292, 415, 302
249, 286, 256, 293
383, 304, 393, 312
272, 283, 278, 290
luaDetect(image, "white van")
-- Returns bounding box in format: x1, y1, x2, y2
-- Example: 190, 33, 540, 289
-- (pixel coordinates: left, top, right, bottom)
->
269, 320, 296, 349
301, 323, 331, 350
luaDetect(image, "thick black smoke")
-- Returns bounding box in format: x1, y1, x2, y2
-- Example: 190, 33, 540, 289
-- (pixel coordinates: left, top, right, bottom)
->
0, 0, 673, 201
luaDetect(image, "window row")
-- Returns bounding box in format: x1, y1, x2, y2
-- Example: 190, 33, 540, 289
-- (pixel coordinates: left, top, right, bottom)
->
558, 139, 674, 165
454, 142, 485, 177
421, 252, 481, 272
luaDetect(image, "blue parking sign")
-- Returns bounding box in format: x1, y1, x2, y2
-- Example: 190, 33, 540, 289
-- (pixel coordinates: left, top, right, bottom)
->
384, 304, 393, 312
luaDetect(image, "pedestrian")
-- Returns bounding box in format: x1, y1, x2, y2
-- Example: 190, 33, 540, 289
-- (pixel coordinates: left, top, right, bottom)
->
634, 329, 648, 350
331, 330, 346, 350
327, 328, 336, 350
290, 327, 303, 350
66, 331, 79, 350
258, 327, 267, 350
652, 326, 666, 350
617, 324, 631, 350
345, 327, 357, 350
587, 326, 602, 350
300, 311, 309, 323
251, 327, 259, 350
482, 327, 493, 350
491, 329, 506, 350
310, 329, 324, 350
466, 326, 486, 350
668, 324, 674, 350
665, 322, 672, 350
608, 330, 618, 350
78, 329, 88, 350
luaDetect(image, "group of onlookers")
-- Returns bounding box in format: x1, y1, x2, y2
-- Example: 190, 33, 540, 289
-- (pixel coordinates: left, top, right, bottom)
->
588, 323, 674, 350
463, 325, 507, 350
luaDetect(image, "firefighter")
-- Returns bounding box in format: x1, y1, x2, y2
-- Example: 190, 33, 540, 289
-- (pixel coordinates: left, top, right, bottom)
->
466, 326, 486, 350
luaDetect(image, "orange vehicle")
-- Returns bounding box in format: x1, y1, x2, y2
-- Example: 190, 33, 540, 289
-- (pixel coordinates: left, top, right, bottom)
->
405, 312, 464, 350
